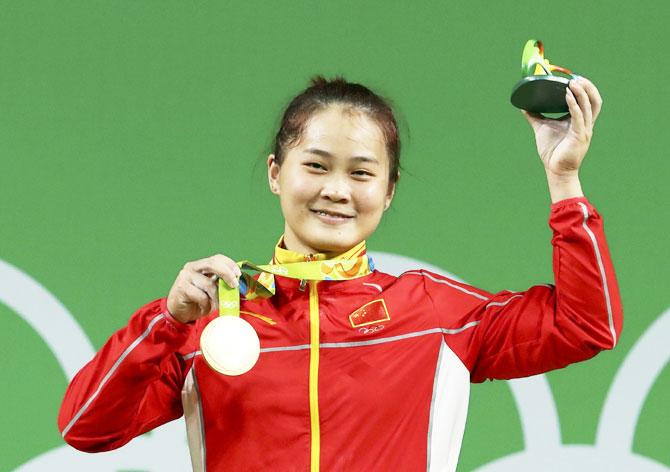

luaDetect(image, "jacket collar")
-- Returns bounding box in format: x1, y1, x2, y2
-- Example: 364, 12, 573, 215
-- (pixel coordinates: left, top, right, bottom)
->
271, 234, 367, 264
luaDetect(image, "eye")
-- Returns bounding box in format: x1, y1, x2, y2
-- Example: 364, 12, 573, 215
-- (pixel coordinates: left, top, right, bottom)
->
352, 170, 373, 177
305, 162, 326, 171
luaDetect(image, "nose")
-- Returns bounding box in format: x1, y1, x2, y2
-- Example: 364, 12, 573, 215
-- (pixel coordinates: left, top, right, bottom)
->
319, 174, 351, 202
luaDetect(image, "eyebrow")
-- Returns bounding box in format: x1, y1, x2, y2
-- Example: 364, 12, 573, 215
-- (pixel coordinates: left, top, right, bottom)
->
303, 148, 379, 165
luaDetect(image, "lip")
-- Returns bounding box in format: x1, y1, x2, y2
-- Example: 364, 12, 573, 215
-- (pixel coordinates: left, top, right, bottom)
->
310, 209, 354, 225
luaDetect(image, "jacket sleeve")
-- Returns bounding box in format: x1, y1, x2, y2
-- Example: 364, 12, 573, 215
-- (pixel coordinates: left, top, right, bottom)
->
57, 297, 198, 452
422, 196, 623, 383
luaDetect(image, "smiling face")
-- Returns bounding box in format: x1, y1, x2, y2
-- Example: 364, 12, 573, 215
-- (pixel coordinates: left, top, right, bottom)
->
267, 104, 397, 255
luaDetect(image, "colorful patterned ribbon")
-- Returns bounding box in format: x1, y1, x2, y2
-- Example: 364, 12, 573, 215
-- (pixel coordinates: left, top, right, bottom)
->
216, 254, 375, 317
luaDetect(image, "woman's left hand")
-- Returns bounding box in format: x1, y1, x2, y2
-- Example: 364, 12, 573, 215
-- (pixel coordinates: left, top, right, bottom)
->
521, 76, 603, 177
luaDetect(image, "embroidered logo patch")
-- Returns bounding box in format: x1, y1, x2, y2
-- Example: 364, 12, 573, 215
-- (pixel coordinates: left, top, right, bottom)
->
349, 299, 390, 328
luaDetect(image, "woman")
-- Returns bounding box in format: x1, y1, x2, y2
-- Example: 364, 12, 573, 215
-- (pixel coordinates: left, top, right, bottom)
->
58, 75, 622, 471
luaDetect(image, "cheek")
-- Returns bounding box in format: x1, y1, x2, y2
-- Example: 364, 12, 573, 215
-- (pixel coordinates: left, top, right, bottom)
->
289, 180, 319, 207
356, 182, 388, 212
279, 173, 318, 214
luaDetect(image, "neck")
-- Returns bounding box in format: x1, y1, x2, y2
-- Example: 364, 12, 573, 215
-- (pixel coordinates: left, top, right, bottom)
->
282, 232, 344, 258
274, 233, 367, 266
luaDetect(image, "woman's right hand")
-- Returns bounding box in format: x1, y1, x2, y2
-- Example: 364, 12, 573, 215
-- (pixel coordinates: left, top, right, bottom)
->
166, 254, 243, 324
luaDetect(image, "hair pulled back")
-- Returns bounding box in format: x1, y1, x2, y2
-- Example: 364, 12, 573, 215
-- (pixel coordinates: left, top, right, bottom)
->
272, 75, 401, 184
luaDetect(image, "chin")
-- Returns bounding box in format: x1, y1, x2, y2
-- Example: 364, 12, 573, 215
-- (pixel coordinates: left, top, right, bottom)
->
307, 232, 360, 254
312, 240, 353, 254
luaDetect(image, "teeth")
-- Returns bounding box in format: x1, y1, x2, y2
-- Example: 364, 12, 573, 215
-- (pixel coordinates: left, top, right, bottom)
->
316, 211, 347, 218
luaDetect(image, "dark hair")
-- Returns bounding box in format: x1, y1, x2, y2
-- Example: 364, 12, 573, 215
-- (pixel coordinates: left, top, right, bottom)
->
272, 75, 401, 184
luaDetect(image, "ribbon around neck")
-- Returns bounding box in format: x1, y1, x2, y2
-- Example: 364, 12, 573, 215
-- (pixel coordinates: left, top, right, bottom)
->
217, 254, 375, 317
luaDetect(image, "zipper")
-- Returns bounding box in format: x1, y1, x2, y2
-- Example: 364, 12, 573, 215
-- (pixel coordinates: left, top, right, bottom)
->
308, 278, 320, 471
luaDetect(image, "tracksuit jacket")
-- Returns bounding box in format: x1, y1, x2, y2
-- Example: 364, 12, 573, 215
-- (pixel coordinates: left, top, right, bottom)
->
58, 196, 623, 471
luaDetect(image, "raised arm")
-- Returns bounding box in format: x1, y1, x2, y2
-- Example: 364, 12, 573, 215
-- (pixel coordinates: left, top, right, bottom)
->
423, 76, 622, 381
422, 196, 622, 382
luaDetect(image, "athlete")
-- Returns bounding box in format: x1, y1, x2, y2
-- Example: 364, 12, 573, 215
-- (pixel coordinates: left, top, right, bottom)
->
58, 75, 622, 471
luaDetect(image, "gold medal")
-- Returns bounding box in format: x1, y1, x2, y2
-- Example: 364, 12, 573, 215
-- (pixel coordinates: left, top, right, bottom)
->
200, 316, 260, 376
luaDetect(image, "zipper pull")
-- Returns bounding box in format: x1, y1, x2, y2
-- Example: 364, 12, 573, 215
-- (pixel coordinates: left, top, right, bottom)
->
299, 254, 315, 292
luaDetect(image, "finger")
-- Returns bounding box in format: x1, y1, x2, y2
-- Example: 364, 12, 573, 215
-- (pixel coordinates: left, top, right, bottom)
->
185, 254, 241, 286
212, 255, 243, 279
183, 282, 212, 315
183, 263, 237, 291
565, 84, 585, 137
569, 79, 592, 134
577, 76, 603, 123
191, 271, 218, 310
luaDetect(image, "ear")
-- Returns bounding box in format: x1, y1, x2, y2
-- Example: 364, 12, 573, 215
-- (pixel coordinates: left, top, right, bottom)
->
267, 154, 280, 195
384, 172, 398, 211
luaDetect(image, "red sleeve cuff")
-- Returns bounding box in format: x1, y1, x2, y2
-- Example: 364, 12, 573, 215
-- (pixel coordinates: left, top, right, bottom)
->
550, 196, 591, 212
159, 297, 195, 332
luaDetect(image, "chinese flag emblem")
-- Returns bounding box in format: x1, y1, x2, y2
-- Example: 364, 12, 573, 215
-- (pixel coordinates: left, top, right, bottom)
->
349, 299, 390, 328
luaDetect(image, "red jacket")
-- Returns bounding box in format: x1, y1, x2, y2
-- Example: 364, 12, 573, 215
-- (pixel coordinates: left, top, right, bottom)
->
58, 196, 623, 471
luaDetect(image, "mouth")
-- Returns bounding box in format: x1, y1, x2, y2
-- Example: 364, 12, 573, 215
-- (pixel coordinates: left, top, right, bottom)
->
310, 209, 355, 223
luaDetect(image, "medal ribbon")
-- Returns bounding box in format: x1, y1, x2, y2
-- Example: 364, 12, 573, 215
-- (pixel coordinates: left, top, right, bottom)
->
216, 254, 375, 317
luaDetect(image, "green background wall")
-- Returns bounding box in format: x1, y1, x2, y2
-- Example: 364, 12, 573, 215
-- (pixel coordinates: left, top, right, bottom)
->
1, 1, 668, 470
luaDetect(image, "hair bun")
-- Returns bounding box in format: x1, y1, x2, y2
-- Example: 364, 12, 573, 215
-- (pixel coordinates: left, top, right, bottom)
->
309, 75, 328, 88
308, 75, 350, 89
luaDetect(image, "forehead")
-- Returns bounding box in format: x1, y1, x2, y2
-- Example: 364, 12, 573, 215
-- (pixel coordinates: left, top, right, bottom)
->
299, 105, 386, 160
